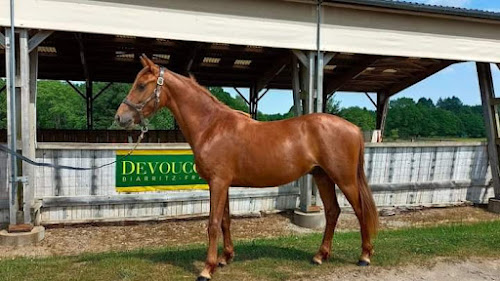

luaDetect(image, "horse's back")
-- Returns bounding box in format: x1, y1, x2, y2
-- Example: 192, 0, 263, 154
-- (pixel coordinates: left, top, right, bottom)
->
197, 112, 363, 187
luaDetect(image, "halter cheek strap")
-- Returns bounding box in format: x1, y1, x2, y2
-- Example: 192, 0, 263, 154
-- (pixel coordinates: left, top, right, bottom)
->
121, 67, 165, 130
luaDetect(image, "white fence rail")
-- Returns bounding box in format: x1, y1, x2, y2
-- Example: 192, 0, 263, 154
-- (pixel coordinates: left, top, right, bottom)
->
0, 142, 494, 224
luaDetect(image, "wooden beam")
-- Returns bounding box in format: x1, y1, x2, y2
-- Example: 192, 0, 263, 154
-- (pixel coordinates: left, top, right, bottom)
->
376, 92, 390, 135
74, 33, 90, 80
169, 42, 205, 74
20, 29, 34, 224
92, 82, 113, 101
28, 30, 54, 53
257, 88, 270, 102
292, 50, 308, 66
364, 92, 377, 108
324, 55, 379, 95
385, 61, 455, 96
477, 62, 500, 199
323, 52, 336, 67
86, 80, 93, 130
255, 54, 289, 93
66, 80, 85, 99
291, 55, 302, 116
233, 87, 249, 105
0, 32, 5, 48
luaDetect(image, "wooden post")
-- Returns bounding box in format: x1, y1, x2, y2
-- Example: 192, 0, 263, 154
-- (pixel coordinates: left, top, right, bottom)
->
477, 62, 500, 199
316, 51, 324, 114
86, 80, 93, 130
376, 92, 390, 137
291, 55, 302, 116
307, 52, 315, 115
314, 51, 324, 208
249, 86, 257, 120
20, 29, 36, 224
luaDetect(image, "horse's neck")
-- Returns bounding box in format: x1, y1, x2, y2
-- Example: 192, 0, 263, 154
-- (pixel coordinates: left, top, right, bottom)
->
165, 84, 222, 149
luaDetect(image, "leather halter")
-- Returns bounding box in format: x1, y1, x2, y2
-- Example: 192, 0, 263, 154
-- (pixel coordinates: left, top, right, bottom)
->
121, 67, 165, 130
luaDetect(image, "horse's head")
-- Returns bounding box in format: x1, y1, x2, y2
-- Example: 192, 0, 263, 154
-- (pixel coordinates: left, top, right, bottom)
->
115, 54, 166, 129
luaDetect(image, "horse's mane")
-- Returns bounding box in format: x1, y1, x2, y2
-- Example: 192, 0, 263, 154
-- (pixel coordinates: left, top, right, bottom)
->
185, 74, 251, 118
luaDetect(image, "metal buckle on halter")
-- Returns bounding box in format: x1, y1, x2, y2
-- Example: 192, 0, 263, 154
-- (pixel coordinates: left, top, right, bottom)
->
157, 76, 164, 86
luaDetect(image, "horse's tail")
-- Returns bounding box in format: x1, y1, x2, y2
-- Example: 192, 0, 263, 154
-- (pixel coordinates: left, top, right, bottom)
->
357, 135, 378, 237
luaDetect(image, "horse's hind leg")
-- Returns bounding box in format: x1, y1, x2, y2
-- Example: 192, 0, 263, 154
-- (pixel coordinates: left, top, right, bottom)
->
333, 173, 375, 266
218, 193, 234, 267
311, 169, 341, 265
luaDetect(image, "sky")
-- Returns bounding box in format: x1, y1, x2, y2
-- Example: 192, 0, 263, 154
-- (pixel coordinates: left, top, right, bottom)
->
226, 0, 500, 114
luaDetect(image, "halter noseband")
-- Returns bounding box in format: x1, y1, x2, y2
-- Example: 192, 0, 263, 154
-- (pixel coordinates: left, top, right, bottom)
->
121, 67, 165, 131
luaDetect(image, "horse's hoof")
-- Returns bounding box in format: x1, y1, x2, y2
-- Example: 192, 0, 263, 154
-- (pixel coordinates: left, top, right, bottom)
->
218, 260, 227, 268
311, 257, 323, 265
357, 260, 370, 267
196, 276, 210, 281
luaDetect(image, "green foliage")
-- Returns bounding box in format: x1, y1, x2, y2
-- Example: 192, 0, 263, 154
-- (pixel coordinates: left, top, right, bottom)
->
385, 96, 485, 139
209, 87, 249, 112
0, 79, 487, 140
338, 106, 376, 131
325, 97, 341, 115
36, 81, 87, 129
0, 79, 6, 129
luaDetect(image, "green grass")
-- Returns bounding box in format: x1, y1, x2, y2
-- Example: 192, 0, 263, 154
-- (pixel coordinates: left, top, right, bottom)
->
1, 221, 500, 281
383, 137, 486, 143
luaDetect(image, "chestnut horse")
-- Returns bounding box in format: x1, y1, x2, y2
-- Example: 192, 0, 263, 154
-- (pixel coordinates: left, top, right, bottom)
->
115, 55, 378, 281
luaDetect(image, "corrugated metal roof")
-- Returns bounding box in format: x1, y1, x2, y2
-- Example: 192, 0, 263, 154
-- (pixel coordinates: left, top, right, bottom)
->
326, 0, 500, 21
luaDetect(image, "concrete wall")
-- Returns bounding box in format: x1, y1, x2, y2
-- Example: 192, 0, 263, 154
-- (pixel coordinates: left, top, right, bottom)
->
0, 142, 495, 224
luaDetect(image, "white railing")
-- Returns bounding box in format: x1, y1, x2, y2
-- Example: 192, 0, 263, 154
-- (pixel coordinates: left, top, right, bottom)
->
0, 142, 494, 224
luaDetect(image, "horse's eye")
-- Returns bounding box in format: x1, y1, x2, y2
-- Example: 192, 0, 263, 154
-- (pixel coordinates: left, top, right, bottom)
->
137, 84, 146, 91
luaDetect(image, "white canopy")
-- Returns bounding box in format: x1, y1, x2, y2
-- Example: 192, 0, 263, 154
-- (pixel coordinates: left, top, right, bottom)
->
1, 0, 500, 62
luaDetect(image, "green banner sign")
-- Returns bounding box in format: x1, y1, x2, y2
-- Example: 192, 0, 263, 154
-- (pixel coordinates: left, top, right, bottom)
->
115, 150, 208, 192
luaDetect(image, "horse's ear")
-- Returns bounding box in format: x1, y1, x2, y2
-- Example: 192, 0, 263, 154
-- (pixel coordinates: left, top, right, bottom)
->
139, 54, 149, 68
140, 53, 156, 69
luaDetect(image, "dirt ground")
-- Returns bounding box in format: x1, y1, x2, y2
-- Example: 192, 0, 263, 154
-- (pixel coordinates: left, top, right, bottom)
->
0, 206, 499, 280
309, 258, 500, 281
0, 205, 499, 259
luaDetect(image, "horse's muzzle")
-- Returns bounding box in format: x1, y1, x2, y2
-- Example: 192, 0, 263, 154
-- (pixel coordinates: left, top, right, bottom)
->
115, 113, 134, 128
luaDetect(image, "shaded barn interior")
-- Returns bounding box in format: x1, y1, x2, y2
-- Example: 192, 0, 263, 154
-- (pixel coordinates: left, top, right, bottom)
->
0, 29, 455, 141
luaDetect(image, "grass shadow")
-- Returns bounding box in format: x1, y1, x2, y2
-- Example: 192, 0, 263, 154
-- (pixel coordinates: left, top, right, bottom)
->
76, 241, 346, 276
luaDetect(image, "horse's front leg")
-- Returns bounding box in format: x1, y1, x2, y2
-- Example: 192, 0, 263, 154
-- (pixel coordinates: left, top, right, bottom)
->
197, 178, 230, 281
218, 192, 234, 267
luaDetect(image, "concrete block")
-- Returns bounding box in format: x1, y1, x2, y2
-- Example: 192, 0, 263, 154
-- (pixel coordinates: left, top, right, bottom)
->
488, 198, 500, 214
293, 210, 325, 229
0, 226, 45, 246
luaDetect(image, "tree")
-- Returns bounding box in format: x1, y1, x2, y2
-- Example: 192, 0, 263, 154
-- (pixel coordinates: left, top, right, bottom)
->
37, 81, 87, 129
385, 98, 423, 138
325, 97, 341, 115
0, 79, 6, 129
417, 97, 434, 108
1, 79, 488, 141
437, 96, 463, 111
338, 107, 375, 131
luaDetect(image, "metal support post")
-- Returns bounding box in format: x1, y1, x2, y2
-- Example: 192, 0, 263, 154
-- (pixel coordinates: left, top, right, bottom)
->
5, 27, 19, 226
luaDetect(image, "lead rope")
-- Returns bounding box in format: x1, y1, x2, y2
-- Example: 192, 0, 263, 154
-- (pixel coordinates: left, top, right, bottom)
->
0, 127, 148, 171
